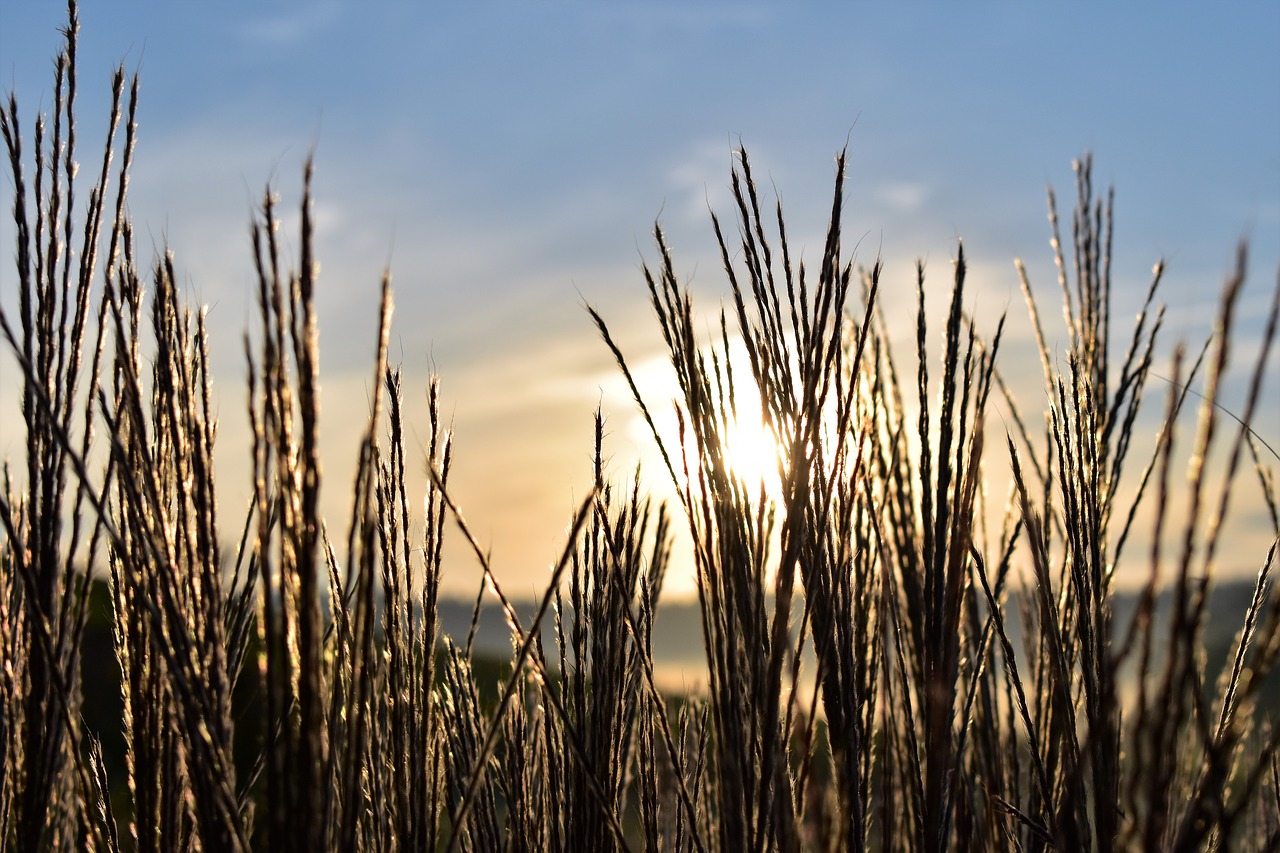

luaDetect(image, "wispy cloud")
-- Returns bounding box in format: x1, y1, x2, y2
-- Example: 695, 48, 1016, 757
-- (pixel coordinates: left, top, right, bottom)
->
663, 139, 750, 225
873, 180, 930, 214
238, 2, 344, 48
585, 2, 775, 31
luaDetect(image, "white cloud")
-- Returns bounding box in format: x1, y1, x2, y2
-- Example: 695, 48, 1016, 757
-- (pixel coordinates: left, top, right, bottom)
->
662, 138, 749, 227
873, 180, 930, 214
238, 3, 344, 48
586, 2, 776, 33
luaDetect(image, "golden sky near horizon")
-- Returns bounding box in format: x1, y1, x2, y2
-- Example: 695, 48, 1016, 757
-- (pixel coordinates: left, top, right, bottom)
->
1, 3, 1277, 600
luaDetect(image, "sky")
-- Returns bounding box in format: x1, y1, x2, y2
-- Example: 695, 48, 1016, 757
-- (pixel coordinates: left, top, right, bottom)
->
2, 2, 1278, 600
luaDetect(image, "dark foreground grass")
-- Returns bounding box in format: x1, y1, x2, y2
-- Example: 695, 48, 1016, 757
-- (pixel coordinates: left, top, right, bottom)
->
2, 5, 1279, 850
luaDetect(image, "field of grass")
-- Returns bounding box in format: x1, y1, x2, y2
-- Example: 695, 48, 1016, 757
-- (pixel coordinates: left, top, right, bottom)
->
2, 5, 1279, 851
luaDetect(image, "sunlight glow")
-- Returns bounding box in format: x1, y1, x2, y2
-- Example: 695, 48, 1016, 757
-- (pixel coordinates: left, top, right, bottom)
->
609, 343, 794, 506
716, 401, 785, 504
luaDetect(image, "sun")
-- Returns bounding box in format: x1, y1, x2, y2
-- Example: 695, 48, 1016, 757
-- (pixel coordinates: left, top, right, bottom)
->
606, 346, 800, 512
718, 404, 785, 503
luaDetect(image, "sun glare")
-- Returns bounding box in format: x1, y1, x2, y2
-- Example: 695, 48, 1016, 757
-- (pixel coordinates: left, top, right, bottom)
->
607, 344, 803, 511
718, 404, 785, 502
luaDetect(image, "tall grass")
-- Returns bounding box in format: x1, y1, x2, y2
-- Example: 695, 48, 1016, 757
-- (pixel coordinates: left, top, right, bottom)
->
2, 4, 1279, 850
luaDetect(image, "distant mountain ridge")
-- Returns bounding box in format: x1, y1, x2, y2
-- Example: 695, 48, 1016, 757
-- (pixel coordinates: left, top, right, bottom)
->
439, 578, 1278, 700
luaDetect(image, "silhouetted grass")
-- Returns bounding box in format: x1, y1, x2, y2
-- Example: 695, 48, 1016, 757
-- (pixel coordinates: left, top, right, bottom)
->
2, 4, 1278, 850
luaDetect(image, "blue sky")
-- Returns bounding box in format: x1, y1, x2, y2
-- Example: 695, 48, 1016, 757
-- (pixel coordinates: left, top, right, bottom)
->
2, 2, 1278, 597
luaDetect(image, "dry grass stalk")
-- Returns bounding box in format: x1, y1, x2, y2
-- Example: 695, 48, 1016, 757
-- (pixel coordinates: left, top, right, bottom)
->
2, 4, 1278, 851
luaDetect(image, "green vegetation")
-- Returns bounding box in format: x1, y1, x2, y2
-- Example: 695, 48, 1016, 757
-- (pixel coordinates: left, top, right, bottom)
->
2, 5, 1278, 850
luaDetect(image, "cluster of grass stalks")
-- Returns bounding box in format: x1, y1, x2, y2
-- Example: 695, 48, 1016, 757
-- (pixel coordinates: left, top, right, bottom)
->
3, 5, 1279, 850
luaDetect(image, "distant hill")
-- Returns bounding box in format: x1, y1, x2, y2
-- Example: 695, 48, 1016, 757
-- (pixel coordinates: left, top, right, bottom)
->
439, 578, 1279, 708
77, 574, 1276, 800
